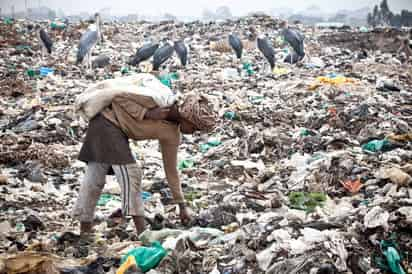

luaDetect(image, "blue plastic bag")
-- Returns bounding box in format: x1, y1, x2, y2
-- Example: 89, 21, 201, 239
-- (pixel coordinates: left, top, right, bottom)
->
40, 67, 54, 76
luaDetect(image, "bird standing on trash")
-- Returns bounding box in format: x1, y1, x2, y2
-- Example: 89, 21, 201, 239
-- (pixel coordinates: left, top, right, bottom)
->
280, 21, 305, 64
228, 34, 243, 60
36, 25, 53, 61
76, 23, 100, 70
174, 40, 188, 67
129, 43, 159, 67
257, 35, 276, 73
153, 41, 174, 71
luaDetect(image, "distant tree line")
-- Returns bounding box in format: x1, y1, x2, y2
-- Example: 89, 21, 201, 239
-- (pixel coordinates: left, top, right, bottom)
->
367, 0, 412, 27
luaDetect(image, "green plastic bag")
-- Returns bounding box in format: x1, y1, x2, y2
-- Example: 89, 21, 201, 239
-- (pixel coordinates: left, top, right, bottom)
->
375, 238, 406, 274
97, 194, 120, 206
158, 73, 179, 88
242, 62, 254, 76
288, 192, 327, 212
50, 22, 66, 30
362, 139, 393, 152
4, 18, 13, 25
178, 159, 195, 170
383, 247, 405, 274
223, 111, 239, 120
184, 190, 202, 201
200, 139, 222, 153
26, 69, 36, 77
121, 241, 167, 273
120, 66, 129, 75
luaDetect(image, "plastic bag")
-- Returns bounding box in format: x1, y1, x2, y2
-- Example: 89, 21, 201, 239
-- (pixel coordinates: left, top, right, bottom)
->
340, 178, 363, 193
200, 138, 222, 153
158, 73, 179, 88
178, 159, 195, 170
288, 192, 327, 212
378, 167, 412, 186
375, 238, 406, 274
119, 241, 167, 273
75, 73, 177, 121
97, 194, 121, 206
242, 62, 254, 76
362, 139, 393, 153
139, 229, 183, 245
40, 67, 54, 77
50, 21, 66, 30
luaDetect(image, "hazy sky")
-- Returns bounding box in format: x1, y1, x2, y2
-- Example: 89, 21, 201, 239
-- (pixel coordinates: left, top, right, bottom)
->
2, 0, 412, 16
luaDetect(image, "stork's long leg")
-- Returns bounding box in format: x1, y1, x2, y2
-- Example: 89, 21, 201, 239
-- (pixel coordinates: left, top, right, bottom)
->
84, 54, 87, 71
304, 51, 311, 64
88, 52, 92, 71
267, 61, 273, 75
83, 53, 89, 72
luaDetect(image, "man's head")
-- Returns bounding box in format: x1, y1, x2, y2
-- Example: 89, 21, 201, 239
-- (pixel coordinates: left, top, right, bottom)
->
179, 118, 197, 134
178, 94, 217, 134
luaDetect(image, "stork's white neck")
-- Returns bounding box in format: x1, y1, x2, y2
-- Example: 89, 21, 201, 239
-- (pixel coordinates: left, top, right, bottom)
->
95, 15, 102, 36
88, 24, 97, 31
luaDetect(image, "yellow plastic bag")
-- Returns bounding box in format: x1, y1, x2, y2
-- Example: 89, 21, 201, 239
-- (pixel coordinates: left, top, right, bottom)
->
309, 76, 356, 90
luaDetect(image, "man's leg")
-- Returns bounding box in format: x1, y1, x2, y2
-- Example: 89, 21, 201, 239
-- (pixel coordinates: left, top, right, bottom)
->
72, 162, 109, 234
112, 163, 145, 235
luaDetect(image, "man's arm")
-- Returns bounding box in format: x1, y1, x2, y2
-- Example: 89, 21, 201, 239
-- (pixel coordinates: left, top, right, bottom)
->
160, 140, 192, 224
144, 107, 170, 120
159, 141, 185, 203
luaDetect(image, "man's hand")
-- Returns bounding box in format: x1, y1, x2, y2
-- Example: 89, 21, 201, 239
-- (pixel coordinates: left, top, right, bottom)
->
179, 203, 193, 226
144, 107, 170, 120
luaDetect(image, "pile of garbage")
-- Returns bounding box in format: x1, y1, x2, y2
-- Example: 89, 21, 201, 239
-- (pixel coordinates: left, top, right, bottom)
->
0, 14, 412, 274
